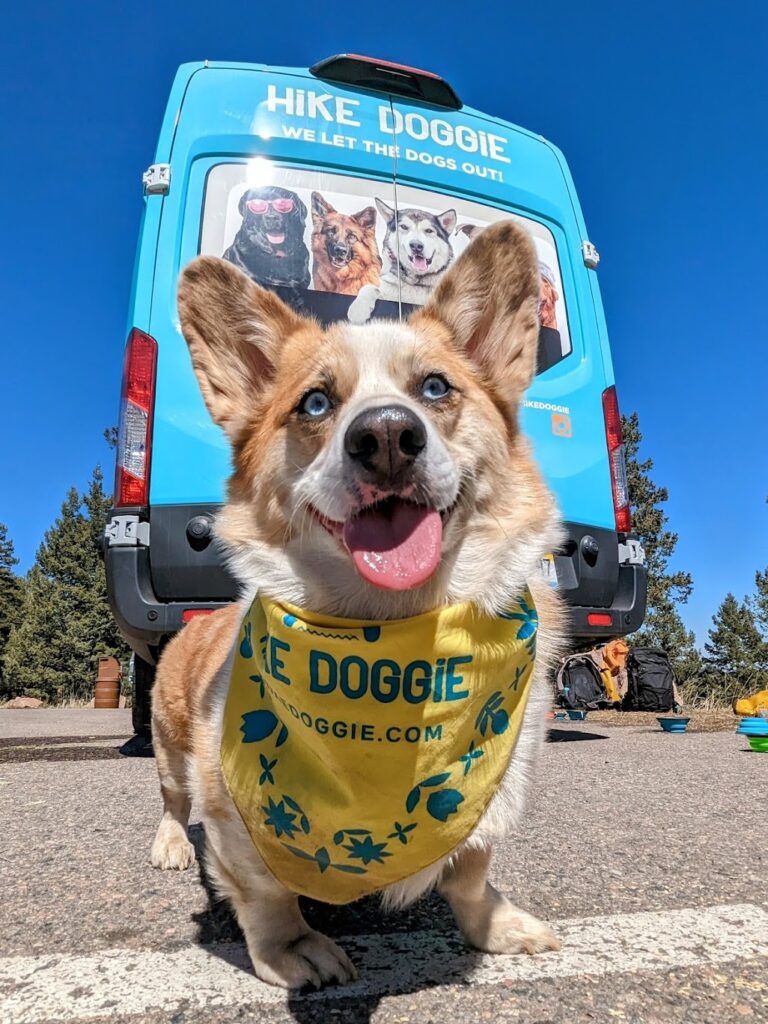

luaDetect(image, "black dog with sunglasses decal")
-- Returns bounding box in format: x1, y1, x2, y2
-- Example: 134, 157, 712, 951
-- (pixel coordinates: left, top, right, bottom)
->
224, 186, 311, 290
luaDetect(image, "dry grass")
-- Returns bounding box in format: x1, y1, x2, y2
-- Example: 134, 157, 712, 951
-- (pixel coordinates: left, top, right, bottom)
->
587, 708, 738, 733
0, 694, 131, 709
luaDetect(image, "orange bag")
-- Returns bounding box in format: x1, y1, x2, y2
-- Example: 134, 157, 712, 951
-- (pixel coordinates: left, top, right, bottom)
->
603, 639, 629, 674
734, 690, 768, 716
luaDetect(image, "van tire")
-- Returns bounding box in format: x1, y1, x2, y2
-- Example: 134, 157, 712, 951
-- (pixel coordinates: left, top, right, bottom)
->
132, 656, 155, 737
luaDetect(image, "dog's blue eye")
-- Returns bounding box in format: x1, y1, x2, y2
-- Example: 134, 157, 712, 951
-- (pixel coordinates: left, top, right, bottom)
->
422, 375, 451, 401
299, 390, 332, 417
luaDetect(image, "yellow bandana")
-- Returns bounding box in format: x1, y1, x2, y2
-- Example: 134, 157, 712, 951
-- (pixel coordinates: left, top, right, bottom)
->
221, 591, 538, 904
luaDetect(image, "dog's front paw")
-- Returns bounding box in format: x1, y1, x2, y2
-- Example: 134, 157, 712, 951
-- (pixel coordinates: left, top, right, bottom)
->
250, 930, 357, 990
347, 286, 378, 324
472, 901, 561, 956
150, 821, 196, 871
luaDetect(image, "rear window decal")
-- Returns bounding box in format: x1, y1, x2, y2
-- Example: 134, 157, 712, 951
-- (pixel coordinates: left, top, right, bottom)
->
199, 162, 572, 372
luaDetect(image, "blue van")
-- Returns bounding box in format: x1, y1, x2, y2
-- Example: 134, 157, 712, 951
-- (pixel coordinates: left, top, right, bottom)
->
104, 56, 646, 734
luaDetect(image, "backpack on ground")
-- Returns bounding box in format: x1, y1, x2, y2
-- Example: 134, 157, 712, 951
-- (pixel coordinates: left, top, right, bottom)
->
555, 653, 611, 710
623, 647, 677, 712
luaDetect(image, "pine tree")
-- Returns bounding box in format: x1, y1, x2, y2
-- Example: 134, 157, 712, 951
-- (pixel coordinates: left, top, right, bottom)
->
746, 566, 768, 674
751, 567, 768, 643
621, 412, 700, 683
701, 593, 767, 701
3, 468, 128, 702
0, 523, 24, 692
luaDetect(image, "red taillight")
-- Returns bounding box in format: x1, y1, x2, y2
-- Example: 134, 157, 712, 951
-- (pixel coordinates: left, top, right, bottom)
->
602, 386, 631, 534
587, 613, 613, 627
114, 328, 157, 507
182, 609, 215, 623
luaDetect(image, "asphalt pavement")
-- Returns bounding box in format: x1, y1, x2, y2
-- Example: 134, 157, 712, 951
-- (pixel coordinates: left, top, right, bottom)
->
1, 708, 766, 1024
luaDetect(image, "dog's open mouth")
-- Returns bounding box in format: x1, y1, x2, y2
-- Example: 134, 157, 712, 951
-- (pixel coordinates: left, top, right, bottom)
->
331, 253, 352, 268
266, 232, 285, 245
408, 253, 433, 272
314, 497, 448, 591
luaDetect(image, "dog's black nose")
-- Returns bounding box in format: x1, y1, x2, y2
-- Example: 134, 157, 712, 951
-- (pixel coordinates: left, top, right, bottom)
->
409, 240, 424, 255
344, 405, 427, 483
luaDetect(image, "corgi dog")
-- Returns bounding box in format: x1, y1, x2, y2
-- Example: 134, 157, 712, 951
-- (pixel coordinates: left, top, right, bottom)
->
310, 192, 381, 296
150, 220, 564, 990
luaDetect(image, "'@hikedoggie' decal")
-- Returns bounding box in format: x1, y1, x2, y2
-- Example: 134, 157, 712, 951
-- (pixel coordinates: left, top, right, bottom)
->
220, 592, 538, 904
199, 163, 572, 371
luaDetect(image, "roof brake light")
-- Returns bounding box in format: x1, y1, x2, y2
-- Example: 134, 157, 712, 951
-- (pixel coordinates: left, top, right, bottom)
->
310, 54, 462, 110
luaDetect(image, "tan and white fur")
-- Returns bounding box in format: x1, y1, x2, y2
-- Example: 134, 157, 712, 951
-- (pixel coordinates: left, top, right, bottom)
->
150, 221, 565, 989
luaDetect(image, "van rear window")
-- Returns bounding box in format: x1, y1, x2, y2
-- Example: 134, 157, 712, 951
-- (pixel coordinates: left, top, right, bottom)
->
199, 160, 572, 372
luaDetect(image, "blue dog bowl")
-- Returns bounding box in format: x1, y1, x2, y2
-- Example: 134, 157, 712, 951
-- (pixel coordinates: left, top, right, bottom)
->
567, 709, 588, 721
553, 710, 568, 721
736, 717, 768, 735
658, 717, 690, 733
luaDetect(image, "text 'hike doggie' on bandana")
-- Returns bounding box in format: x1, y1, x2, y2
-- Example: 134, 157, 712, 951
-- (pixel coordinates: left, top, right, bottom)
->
220, 592, 538, 903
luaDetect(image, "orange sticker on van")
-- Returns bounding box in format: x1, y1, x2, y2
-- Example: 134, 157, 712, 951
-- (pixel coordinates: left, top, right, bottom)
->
551, 414, 572, 438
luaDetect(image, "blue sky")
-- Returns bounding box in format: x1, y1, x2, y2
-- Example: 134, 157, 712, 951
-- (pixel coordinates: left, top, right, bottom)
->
2, 1, 766, 645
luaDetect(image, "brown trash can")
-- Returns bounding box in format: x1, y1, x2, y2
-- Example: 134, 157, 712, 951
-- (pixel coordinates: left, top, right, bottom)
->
94, 656, 122, 709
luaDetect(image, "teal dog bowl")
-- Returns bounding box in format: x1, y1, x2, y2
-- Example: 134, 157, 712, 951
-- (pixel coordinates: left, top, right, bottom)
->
658, 717, 690, 733
736, 717, 768, 735
567, 709, 588, 721
553, 710, 568, 721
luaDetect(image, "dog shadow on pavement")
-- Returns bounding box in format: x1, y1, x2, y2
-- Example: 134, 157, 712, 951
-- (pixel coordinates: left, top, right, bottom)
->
189, 824, 482, 1023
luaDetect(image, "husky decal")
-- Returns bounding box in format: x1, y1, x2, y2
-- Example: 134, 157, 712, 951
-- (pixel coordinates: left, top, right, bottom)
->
348, 199, 457, 323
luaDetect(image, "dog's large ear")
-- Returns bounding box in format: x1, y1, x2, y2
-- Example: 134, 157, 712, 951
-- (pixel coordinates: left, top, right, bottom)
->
177, 256, 303, 439
311, 191, 334, 219
375, 198, 395, 224
353, 206, 377, 231
292, 191, 308, 223
438, 209, 457, 235
456, 222, 483, 241
412, 221, 540, 396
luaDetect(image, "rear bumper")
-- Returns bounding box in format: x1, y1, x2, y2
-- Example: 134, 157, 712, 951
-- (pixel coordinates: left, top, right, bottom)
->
104, 543, 232, 664
104, 510, 647, 658
565, 561, 647, 637
548, 522, 647, 638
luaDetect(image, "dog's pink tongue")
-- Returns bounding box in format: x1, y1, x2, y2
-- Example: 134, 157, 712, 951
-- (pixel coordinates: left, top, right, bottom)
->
412, 255, 428, 271
343, 504, 442, 591
267, 232, 285, 245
